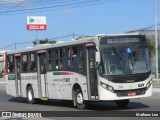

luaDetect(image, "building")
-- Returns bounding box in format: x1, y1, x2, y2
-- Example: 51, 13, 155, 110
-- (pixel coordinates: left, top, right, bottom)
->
126, 30, 160, 44
0, 51, 6, 72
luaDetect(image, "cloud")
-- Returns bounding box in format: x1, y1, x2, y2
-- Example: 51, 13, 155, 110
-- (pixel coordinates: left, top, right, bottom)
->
62, 9, 72, 14
0, 0, 27, 5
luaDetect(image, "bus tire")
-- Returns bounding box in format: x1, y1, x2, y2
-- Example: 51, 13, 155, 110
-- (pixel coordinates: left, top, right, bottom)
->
74, 89, 86, 109
116, 99, 129, 108
27, 86, 35, 104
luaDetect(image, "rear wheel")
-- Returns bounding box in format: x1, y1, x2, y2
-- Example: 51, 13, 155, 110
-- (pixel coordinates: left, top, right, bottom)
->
27, 86, 35, 104
116, 99, 129, 108
74, 89, 87, 109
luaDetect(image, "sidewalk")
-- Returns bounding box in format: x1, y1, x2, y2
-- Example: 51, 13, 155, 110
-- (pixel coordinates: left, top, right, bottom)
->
152, 73, 160, 82
0, 78, 6, 84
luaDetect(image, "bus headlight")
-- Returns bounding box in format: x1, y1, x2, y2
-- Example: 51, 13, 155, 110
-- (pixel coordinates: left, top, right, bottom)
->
100, 82, 114, 92
146, 80, 152, 90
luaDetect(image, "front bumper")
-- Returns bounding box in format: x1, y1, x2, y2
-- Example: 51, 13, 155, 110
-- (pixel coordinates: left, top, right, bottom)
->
98, 85, 152, 101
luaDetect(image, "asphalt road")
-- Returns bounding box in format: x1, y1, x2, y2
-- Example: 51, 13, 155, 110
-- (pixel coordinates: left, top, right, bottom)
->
0, 78, 160, 120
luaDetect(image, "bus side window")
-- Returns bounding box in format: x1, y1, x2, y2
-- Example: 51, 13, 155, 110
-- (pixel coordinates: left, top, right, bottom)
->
79, 47, 85, 69
22, 54, 28, 72
58, 49, 63, 70
48, 50, 57, 71
72, 47, 78, 69
29, 53, 37, 72
89, 47, 96, 69
7, 55, 15, 73
61, 48, 68, 70
71, 46, 86, 70
68, 48, 71, 69
8, 63, 14, 73
69, 46, 86, 74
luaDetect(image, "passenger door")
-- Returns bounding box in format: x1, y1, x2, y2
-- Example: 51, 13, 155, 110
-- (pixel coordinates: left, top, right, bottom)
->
86, 46, 98, 100
37, 50, 48, 98
15, 55, 22, 97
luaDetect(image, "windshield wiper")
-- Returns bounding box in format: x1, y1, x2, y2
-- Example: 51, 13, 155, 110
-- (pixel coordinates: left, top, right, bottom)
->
112, 47, 134, 74
112, 47, 123, 60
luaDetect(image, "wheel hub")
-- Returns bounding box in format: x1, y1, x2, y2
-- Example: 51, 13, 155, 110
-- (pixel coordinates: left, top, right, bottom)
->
76, 93, 83, 104
28, 90, 32, 101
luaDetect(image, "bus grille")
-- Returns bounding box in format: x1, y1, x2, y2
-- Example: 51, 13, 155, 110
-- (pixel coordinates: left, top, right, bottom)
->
114, 88, 146, 97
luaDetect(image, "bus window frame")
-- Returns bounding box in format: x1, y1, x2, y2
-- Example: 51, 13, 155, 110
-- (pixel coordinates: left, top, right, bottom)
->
21, 52, 38, 73
29, 52, 37, 72
47, 44, 87, 75
7, 55, 15, 73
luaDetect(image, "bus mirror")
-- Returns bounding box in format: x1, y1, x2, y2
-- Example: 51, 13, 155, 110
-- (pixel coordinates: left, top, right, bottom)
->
95, 51, 101, 64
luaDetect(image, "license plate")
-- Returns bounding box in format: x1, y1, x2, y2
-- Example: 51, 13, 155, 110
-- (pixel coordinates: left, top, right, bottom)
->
128, 92, 136, 96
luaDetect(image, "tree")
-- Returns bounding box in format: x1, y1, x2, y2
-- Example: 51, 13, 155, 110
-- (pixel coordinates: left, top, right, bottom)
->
33, 38, 57, 46
148, 39, 160, 73
148, 39, 155, 61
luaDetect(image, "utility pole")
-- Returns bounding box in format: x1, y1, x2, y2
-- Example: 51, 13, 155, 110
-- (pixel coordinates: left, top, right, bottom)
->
14, 42, 16, 50
36, 30, 38, 44
154, 0, 159, 82
73, 32, 75, 39
29, 0, 32, 47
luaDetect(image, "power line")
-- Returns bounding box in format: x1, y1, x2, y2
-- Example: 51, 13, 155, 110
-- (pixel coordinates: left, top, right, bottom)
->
0, 0, 112, 13
0, 43, 15, 50
15, 42, 30, 44
48, 34, 73, 40
0, 41, 29, 50
0, 0, 27, 14
138, 23, 160, 30
0, 33, 84, 50
37, 33, 85, 41
0, 0, 125, 15
0, 0, 27, 12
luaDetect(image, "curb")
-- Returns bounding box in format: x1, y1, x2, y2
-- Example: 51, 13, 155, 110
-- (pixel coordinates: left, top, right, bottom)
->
153, 86, 160, 88
0, 81, 6, 84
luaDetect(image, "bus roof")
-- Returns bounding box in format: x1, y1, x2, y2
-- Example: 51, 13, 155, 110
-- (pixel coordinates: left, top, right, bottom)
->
7, 36, 96, 55
6, 34, 144, 55
96, 33, 140, 37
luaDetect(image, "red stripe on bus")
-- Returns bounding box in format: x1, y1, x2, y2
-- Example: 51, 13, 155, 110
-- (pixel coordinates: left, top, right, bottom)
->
36, 50, 47, 54
62, 72, 74, 75
85, 42, 95, 47
15, 54, 21, 57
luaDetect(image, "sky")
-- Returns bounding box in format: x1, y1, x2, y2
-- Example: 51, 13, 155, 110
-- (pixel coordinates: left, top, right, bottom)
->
0, 0, 160, 50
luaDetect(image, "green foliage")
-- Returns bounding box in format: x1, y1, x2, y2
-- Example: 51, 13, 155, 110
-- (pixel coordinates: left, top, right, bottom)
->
148, 39, 160, 73
148, 40, 155, 53
148, 39, 155, 61
32, 38, 57, 46
148, 39, 160, 57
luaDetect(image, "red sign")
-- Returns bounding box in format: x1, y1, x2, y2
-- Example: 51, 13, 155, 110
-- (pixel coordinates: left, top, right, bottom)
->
27, 24, 46, 30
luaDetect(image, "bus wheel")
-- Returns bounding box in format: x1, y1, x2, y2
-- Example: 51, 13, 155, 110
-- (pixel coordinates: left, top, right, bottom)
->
75, 89, 86, 109
27, 86, 35, 104
116, 99, 129, 108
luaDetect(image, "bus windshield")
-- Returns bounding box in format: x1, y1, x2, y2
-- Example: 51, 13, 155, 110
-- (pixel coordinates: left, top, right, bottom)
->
99, 36, 150, 75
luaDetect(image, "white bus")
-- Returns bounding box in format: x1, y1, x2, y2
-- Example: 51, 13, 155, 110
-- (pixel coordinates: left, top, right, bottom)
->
5, 34, 152, 109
